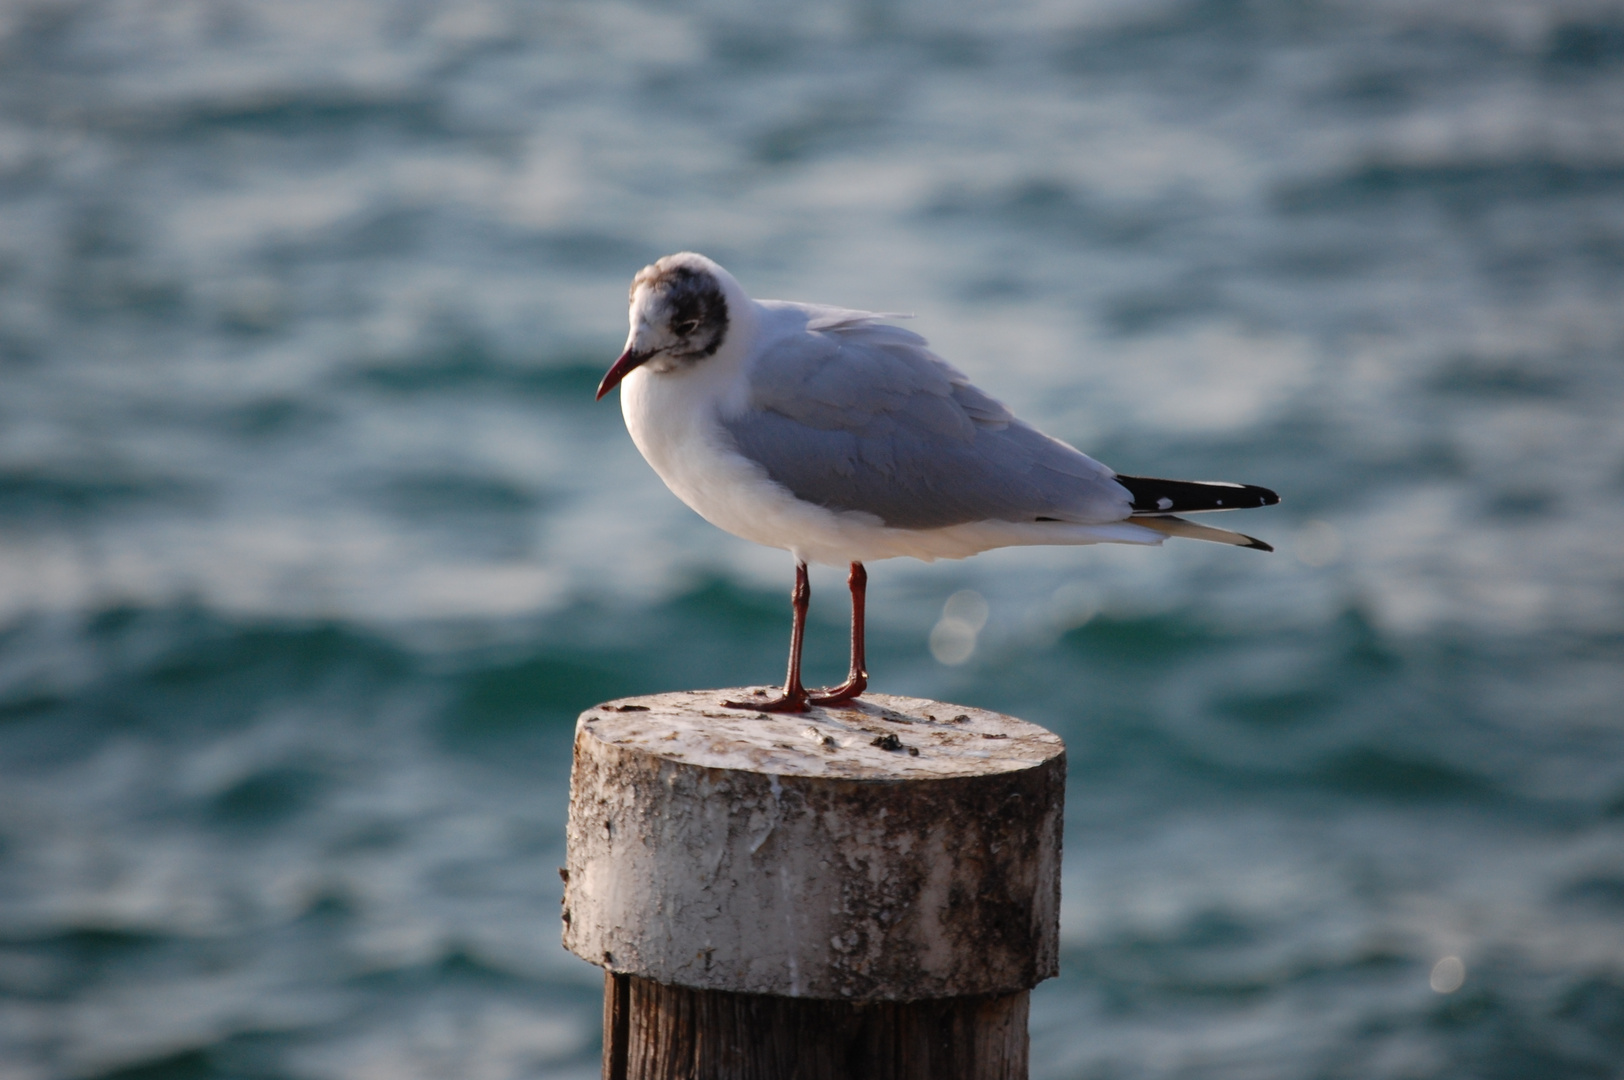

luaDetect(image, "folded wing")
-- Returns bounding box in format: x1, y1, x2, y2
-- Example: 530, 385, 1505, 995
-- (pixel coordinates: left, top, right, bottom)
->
721, 306, 1133, 529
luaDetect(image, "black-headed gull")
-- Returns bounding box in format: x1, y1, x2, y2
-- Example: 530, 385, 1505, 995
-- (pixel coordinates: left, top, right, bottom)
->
596, 253, 1279, 713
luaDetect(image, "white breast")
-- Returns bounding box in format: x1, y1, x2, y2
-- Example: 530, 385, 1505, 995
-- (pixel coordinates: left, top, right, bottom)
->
619, 358, 831, 557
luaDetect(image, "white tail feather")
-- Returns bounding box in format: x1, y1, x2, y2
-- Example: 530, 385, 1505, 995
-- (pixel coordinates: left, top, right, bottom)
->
1130, 514, 1273, 551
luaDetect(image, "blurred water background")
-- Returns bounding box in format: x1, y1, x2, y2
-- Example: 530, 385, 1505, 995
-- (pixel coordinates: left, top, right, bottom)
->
3, 1, 1624, 1077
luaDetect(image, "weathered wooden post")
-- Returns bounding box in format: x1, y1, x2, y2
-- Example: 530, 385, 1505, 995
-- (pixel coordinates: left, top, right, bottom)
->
562, 689, 1065, 1080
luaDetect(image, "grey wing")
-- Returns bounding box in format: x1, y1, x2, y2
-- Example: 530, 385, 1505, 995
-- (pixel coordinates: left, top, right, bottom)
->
720, 315, 1131, 529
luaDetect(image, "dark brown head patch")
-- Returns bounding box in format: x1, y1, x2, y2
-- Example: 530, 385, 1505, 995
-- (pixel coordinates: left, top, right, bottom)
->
632, 261, 728, 361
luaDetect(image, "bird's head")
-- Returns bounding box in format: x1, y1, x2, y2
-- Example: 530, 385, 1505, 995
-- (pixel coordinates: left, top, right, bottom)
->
597, 253, 732, 400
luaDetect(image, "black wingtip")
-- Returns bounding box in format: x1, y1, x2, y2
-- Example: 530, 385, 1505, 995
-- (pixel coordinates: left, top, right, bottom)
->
1117, 475, 1281, 515
1244, 536, 1274, 553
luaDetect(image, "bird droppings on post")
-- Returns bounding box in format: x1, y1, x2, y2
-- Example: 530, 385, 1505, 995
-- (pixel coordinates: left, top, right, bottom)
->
803, 727, 840, 750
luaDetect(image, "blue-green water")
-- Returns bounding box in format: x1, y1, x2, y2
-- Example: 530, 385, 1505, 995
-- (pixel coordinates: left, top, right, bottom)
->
3, 2, 1624, 1077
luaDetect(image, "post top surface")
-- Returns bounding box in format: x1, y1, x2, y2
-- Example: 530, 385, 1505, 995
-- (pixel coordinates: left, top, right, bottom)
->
577, 689, 1063, 780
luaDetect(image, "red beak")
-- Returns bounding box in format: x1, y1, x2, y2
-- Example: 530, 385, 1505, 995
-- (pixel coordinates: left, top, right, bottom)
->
596, 348, 653, 400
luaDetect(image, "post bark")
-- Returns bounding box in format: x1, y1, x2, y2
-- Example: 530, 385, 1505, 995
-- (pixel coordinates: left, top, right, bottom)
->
562, 689, 1065, 1080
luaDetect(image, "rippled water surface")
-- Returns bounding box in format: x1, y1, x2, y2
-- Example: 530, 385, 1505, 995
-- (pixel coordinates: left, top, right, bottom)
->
3, 1, 1624, 1077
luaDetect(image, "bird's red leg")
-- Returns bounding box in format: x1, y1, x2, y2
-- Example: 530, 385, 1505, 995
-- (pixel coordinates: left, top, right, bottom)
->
809, 562, 867, 705
724, 561, 811, 712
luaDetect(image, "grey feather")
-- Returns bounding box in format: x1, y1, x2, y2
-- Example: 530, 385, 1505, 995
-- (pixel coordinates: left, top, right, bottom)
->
722, 308, 1130, 529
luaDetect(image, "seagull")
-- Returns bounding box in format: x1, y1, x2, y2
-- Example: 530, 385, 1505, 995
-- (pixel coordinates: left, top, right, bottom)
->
596, 253, 1279, 713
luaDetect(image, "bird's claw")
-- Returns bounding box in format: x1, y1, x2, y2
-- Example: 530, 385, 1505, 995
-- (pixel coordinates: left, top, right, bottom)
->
807, 675, 866, 706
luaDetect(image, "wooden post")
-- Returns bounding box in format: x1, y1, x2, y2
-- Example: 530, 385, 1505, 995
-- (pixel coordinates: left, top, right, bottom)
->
562, 690, 1065, 1080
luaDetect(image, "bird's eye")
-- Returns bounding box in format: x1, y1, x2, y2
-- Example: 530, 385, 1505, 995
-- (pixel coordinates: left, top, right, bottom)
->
673, 319, 700, 336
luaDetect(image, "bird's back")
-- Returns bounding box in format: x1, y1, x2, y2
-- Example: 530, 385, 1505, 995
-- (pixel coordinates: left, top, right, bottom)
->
721, 304, 1133, 530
